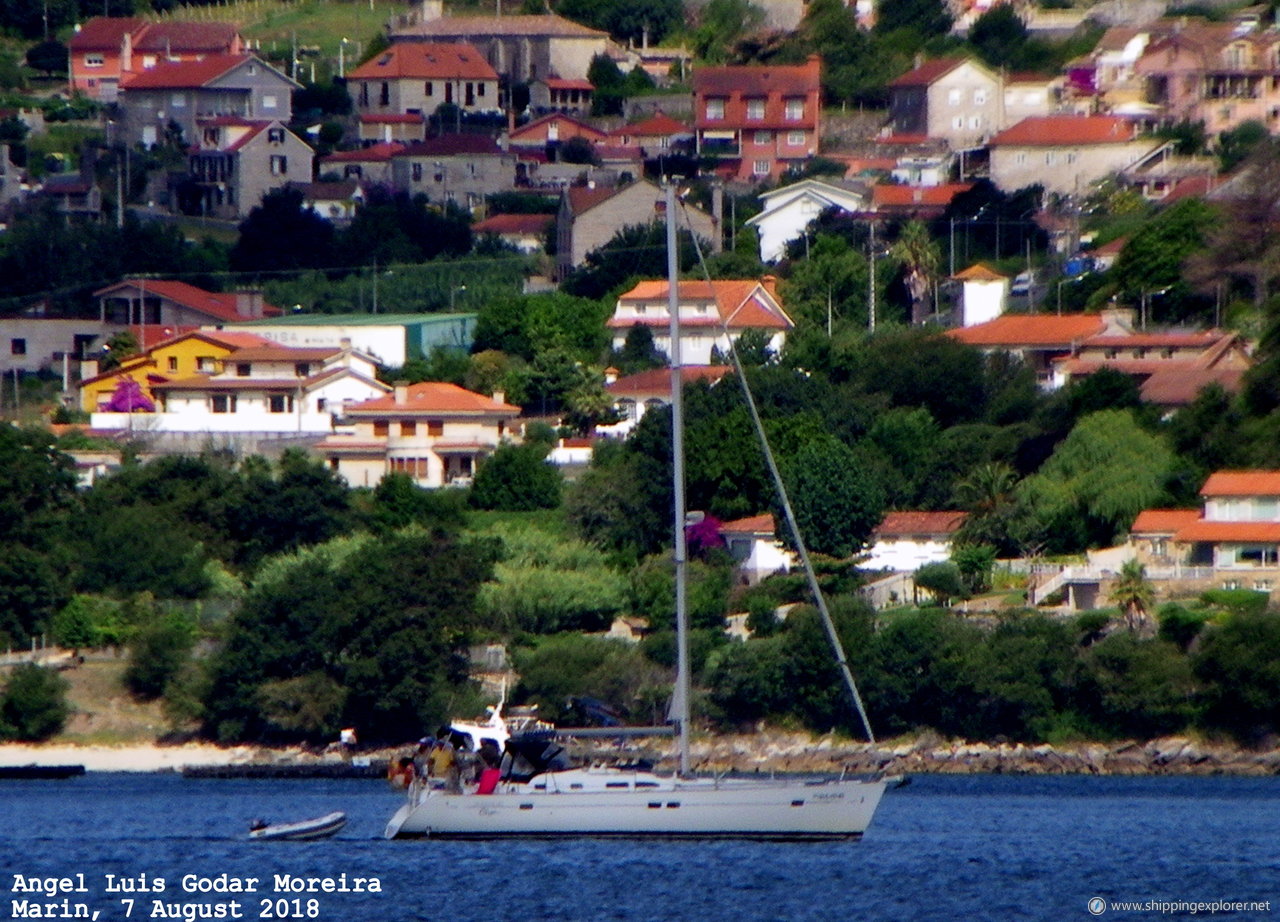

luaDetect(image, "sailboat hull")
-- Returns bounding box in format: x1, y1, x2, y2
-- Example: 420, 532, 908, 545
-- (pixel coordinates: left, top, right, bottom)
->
385, 774, 886, 840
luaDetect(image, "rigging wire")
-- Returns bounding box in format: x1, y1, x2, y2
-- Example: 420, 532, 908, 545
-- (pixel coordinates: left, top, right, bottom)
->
677, 191, 878, 745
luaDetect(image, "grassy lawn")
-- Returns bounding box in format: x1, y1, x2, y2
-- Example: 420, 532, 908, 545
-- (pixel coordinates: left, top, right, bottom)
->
168, 0, 403, 70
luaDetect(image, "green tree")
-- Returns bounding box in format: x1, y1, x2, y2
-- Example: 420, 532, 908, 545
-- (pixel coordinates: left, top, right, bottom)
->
1216, 120, 1270, 172
470, 443, 563, 511
1110, 197, 1215, 323
1081, 633, 1198, 738
123, 613, 195, 700
889, 220, 943, 325
874, 0, 952, 40
952, 543, 997, 595
913, 560, 966, 602
693, 0, 766, 63
784, 434, 886, 558
229, 187, 336, 273
513, 634, 670, 725
1110, 558, 1156, 633
0, 665, 69, 741
1194, 611, 1280, 743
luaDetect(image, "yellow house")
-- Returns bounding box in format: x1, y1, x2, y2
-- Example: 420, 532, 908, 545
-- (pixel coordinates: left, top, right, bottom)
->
79, 330, 273, 412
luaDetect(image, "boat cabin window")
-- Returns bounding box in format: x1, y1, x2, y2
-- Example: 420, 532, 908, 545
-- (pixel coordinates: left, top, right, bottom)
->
606, 781, 629, 789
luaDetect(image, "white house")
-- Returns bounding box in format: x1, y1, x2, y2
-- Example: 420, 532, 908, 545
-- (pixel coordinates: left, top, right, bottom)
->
317, 381, 520, 489
606, 278, 794, 367
598, 365, 731, 437
863, 511, 967, 571
720, 513, 794, 585
744, 179, 868, 263
952, 262, 1009, 327
90, 343, 387, 433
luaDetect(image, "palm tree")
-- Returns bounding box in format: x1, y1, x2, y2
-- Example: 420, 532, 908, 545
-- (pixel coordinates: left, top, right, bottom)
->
954, 462, 1019, 553
1110, 558, 1156, 633
889, 219, 943, 325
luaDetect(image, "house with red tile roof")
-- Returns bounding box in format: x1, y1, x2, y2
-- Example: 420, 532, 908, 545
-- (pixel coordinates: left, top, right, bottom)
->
988, 115, 1165, 196
606, 111, 692, 158
289, 180, 365, 224
320, 141, 406, 186
472, 213, 554, 253
948, 310, 1131, 386
183, 117, 314, 218
888, 57, 1002, 150
871, 182, 972, 219
118, 54, 298, 150
1132, 471, 1280, 589
598, 365, 732, 436
348, 43, 498, 119
952, 263, 1009, 327
720, 513, 794, 584
692, 56, 822, 181
555, 179, 718, 279
389, 13, 609, 84
530, 76, 594, 116
507, 112, 607, 149
389, 135, 518, 209
69, 17, 243, 101
94, 279, 280, 327
607, 278, 792, 366
1051, 329, 1252, 408
317, 381, 521, 488
865, 511, 968, 571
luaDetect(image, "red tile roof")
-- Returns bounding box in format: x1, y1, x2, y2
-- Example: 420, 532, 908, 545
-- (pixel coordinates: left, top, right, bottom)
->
874, 511, 968, 536
221, 346, 342, 363
609, 111, 689, 138
873, 183, 973, 210
948, 314, 1106, 347
397, 134, 503, 157
396, 13, 608, 39
348, 382, 519, 414
989, 115, 1139, 147
606, 365, 732, 397
322, 141, 406, 163
612, 279, 792, 331
120, 54, 255, 89
1140, 368, 1245, 407
509, 112, 607, 144
1131, 509, 1201, 534
1200, 471, 1280, 497
1175, 521, 1280, 542
472, 213, 555, 235
1082, 332, 1226, 348
952, 263, 1007, 282
348, 43, 497, 81
134, 21, 240, 52
720, 513, 777, 535
888, 57, 968, 87
69, 17, 146, 50
692, 56, 821, 97
93, 279, 279, 323
565, 184, 620, 215
541, 77, 594, 91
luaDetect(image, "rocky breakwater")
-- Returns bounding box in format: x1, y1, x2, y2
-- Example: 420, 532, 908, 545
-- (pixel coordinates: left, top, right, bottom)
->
670, 733, 1280, 777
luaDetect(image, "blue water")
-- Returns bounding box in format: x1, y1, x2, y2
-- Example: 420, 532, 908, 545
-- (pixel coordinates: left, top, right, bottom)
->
1, 773, 1277, 921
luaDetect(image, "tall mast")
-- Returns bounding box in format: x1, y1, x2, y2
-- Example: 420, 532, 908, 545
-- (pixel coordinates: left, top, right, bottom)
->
666, 182, 691, 777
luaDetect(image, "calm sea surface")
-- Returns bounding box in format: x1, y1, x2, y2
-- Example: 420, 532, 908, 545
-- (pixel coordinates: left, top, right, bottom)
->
1, 772, 1277, 921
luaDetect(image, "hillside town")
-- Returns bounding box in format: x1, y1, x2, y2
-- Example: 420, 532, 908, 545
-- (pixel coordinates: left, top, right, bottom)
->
1, 0, 1280, 761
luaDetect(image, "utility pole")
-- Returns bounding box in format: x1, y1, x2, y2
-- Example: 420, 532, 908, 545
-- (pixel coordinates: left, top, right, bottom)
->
868, 220, 877, 333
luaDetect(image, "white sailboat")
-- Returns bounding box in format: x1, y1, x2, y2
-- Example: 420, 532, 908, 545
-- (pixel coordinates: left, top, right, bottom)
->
384, 185, 887, 840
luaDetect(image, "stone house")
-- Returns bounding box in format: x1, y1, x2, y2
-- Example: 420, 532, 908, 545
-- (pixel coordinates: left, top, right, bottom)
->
389, 135, 518, 210
529, 77, 594, 116
319, 142, 406, 186
888, 57, 1003, 151
555, 179, 718, 279
987, 115, 1165, 196
348, 43, 500, 119
117, 54, 298, 150
184, 117, 314, 218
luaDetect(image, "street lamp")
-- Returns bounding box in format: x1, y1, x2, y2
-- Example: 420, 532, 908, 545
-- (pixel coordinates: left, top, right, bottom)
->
1140, 286, 1171, 329
1057, 276, 1085, 315
338, 37, 351, 79
450, 285, 467, 310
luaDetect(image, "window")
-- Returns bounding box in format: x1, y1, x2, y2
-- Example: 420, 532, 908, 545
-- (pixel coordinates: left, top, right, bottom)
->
167, 356, 178, 372
787, 130, 805, 146
784, 98, 804, 120
968, 115, 980, 128
1066, 152, 1078, 164
1239, 546, 1278, 566
427, 420, 444, 436
1015, 152, 1027, 165
754, 130, 771, 144
1045, 152, 1055, 165
85, 54, 104, 68
268, 127, 285, 143
401, 420, 416, 436
359, 84, 369, 106
952, 116, 964, 129
412, 162, 423, 182
478, 83, 486, 97
373, 420, 389, 437
295, 363, 311, 377
271, 155, 288, 176
379, 82, 390, 106
268, 394, 294, 413
170, 92, 186, 108
948, 89, 961, 106
236, 363, 251, 377
211, 394, 237, 413
974, 89, 987, 105
197, 356, 216, 372
262, 94, 278, 110
425, 81, 435, 96
9, 338, 25, 355
705, 98, 725, 120
746, 98, 765, 119
753, 159, 771, 175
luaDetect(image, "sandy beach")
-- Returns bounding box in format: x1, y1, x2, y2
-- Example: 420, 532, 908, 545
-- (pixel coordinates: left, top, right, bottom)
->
0, 742, 270, 772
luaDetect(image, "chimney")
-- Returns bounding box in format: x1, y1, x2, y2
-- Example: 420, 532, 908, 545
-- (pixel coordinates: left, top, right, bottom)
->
340, 336, 352, 351
603, 366, 619, 385
492, 389, 506, 404
394, 380, 409, 404
235, 289, 265, 318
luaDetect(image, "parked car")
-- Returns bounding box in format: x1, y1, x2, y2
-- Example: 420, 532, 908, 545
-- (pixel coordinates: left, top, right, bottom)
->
1011, 271, 1034, 297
